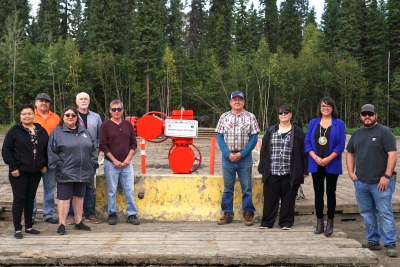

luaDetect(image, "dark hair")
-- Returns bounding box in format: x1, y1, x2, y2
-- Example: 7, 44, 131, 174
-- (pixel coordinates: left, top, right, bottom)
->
316, 97, 339, 119
59, 106, 79, 127
278, 105, 292, 113
20, 104, 35, 114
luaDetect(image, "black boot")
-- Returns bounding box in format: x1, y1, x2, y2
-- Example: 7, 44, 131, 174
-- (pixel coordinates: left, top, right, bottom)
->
324, 219, 334, 236
314, 218, 324, 234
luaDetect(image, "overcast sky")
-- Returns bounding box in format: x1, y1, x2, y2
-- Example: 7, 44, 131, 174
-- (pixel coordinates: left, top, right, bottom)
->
29, 0, 324, 23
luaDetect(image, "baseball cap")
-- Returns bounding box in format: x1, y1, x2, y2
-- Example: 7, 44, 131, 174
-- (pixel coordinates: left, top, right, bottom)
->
361, 104, 375, 113
36, 93, 51, 102
231, 91, 244, 100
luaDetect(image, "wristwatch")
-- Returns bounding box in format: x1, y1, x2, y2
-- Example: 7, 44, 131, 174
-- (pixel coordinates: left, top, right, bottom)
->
384, 174, 391, 179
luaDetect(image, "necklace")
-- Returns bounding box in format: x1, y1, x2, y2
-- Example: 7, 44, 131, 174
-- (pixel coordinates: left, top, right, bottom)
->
318, 118, 331, 145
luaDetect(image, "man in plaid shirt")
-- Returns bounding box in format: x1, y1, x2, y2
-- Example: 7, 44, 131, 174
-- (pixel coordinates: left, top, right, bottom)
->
215, 91, 260, 226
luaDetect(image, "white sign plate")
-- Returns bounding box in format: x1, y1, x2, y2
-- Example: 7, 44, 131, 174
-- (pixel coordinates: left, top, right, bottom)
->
164, 119, 198, 138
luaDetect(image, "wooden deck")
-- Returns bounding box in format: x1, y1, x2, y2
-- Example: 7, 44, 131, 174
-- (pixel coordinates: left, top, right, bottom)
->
0, 223, 377, 266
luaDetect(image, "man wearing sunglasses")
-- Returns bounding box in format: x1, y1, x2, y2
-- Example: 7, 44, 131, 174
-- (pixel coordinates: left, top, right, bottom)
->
99, 100, 139, 226
65, 92, 103, 225
346, 104, 398, 257
215, 91, 260, 226
32, 93, 60, 225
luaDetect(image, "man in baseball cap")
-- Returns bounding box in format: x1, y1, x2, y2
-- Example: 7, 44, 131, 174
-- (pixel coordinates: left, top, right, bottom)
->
32, 93, 60, 224
346, 104, 398, 257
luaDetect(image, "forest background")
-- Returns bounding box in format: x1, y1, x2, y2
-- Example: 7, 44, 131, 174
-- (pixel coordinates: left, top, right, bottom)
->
1, 0, 400, 131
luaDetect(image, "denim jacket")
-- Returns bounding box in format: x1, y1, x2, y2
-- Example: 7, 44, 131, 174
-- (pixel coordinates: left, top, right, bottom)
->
78, 110, 102, 147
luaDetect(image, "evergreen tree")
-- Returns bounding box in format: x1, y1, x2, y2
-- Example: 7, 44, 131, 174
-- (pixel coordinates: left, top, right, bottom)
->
70, 0, 87, 53
280, 0, 302, 56
187, 0, 205, 50
59, 0, 70, 39
87, 0, 123, 53
207, 0, 235, 65
0, 0, 31, 37
247, 3, 261, 52
235, 0, 250, 55
259, 0, 279, 53
120, 0, 135, 54
38, 0, 61, 42
364, 0, 385, 88
321, 0, 341, 52
132, 0, 163, 112
167, 0, 184, 48
387, 0, 400, 71
306, 5, 317, 26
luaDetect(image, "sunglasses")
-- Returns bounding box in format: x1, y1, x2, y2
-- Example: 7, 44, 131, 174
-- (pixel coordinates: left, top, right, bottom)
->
278, 111, 290, 115
65, 113, 77, 118
111, 108, 123, 112
361, 112, 375, 117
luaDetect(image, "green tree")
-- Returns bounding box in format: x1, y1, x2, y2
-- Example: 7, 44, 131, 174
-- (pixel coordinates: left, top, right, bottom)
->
387, 0, 400, 71
234, 0, 251, 55
306, 5, 317, 26
321, 0, 341, 52
38, 0, 61, 42
70, 0, 87, 53
259, 0, 279, 53
187, 0, 205, 50
132, 0, 163, 112
280, 0, 302, 56
0, 0, 31, 37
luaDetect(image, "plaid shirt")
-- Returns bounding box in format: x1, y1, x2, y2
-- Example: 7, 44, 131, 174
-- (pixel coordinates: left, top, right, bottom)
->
270, 130, 292, 176
215, 109, 260, 151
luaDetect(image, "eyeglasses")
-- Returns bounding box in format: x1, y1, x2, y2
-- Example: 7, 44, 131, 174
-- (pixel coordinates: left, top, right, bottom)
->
65, 113, 77, 118
361, 112, 375, 117
278, 111, 290, 115
111, 108, 123, 112
231, 99, 244, 103
321, 105, 332, 109
21, 113, 34, 116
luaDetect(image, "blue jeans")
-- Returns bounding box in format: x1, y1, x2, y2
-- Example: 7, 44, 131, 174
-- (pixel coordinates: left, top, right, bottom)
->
104, 160, 137, 217
221, 154, 255, 218
67, 170, 95, 218
354, 178, 397, 246
32, 168, 57, 221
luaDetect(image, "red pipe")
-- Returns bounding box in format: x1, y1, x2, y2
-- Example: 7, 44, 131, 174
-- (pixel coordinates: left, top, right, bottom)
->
140, 137, 146, 174
209, 137, 216, 175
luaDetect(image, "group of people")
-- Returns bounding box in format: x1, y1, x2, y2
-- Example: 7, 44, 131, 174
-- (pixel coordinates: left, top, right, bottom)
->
2, 90, 398, 258
216, 91, 398, 257
3, 92, 139, 238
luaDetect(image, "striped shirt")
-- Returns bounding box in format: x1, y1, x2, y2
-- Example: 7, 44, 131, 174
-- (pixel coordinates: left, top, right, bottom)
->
270, 130, 292, 176
215, 109, 259, 151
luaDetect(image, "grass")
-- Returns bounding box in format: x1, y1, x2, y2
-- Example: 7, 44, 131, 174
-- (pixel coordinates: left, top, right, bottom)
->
0, 122, 15, 135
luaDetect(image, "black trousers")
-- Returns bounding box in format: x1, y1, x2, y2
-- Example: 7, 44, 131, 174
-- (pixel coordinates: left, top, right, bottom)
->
9, 171, 42, 231
261, 174, 300, 228
312, 166, 339, 219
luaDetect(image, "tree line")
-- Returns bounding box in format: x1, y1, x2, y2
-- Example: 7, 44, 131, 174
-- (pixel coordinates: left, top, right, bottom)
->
0, 0, 400, 129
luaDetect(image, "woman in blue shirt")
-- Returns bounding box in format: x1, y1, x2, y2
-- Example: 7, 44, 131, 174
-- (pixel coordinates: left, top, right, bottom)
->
304, 97, 346, 236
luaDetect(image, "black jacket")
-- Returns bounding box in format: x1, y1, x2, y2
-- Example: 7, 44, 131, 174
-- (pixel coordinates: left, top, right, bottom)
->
258, 123, 308, 184
2, 122, 48, 173
48, 124, 99, 183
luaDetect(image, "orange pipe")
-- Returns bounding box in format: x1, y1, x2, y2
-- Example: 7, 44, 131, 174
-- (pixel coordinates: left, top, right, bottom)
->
140, 137, 146, 174
258, 139, 262, 150
209, 137, 216, 175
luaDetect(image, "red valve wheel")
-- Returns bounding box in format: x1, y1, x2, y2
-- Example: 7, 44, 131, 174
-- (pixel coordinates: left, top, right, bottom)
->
141, 111, 169, 143
189, 143, 202, 174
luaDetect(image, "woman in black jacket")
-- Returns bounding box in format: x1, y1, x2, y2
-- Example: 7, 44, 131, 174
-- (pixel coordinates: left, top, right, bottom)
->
258, 105, 308, 229
48, 107, 98, 235
2, 104, 49, 239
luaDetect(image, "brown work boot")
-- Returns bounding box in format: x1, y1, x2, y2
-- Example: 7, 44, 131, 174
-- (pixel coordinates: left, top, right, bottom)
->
314, 218, 324, 234
66, 216, 75, 225
86, 216, 102, 224
244, 211, 254, 226
218, 212, 232, 225
324, 219, 334, 236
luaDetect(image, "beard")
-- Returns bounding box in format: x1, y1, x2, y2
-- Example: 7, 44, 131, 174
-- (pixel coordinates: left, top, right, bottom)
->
362, 117, 376, 127
79, 103, 89, 109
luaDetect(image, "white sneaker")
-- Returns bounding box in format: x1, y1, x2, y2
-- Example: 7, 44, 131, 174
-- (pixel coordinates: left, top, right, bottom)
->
282, 226, 291, 230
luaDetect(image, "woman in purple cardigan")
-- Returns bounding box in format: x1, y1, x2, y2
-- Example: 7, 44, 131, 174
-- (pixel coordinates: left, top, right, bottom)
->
304, 97, 346, 236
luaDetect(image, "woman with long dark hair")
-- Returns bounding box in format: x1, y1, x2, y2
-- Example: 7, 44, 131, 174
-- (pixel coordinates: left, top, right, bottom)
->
258, 105, 308, 229
304, 97, 346, 236
2, 104, 49, 238
48, 107, 99, 235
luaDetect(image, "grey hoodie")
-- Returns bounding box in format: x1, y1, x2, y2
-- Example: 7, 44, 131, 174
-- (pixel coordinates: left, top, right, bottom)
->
48, 123, 99, 183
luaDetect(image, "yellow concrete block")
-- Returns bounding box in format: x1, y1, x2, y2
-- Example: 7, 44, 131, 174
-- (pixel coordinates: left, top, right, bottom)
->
95, 175, 264, 222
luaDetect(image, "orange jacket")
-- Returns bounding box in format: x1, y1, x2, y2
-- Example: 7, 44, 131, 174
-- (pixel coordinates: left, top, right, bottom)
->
33, 110, 61, 136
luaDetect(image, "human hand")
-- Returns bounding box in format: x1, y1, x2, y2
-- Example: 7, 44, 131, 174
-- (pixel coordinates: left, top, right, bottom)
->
11, 169, 20, 177
234, 153, 243, 162
122, 157, 131, 167
319, 157, 331, 167
113, 160, 123, 168
228, 153, 236, 162
377, 176, 390, 192
42, 167, 47, 173
97, 148, 100, 154
315, 156, 322, 165
349, 173, 358, 181
303, 174, 308, 178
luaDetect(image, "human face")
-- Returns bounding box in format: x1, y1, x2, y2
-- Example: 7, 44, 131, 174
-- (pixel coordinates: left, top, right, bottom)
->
63, 109, 78, 128
320, 102, 333, 117
20, 108, 35, 125
361, 112, 378, 128
278, 110, 292, 124
109, 104, 123, 120
35, 99, 50, 112
76, 93, 90, 109
230, 96, 245, 114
